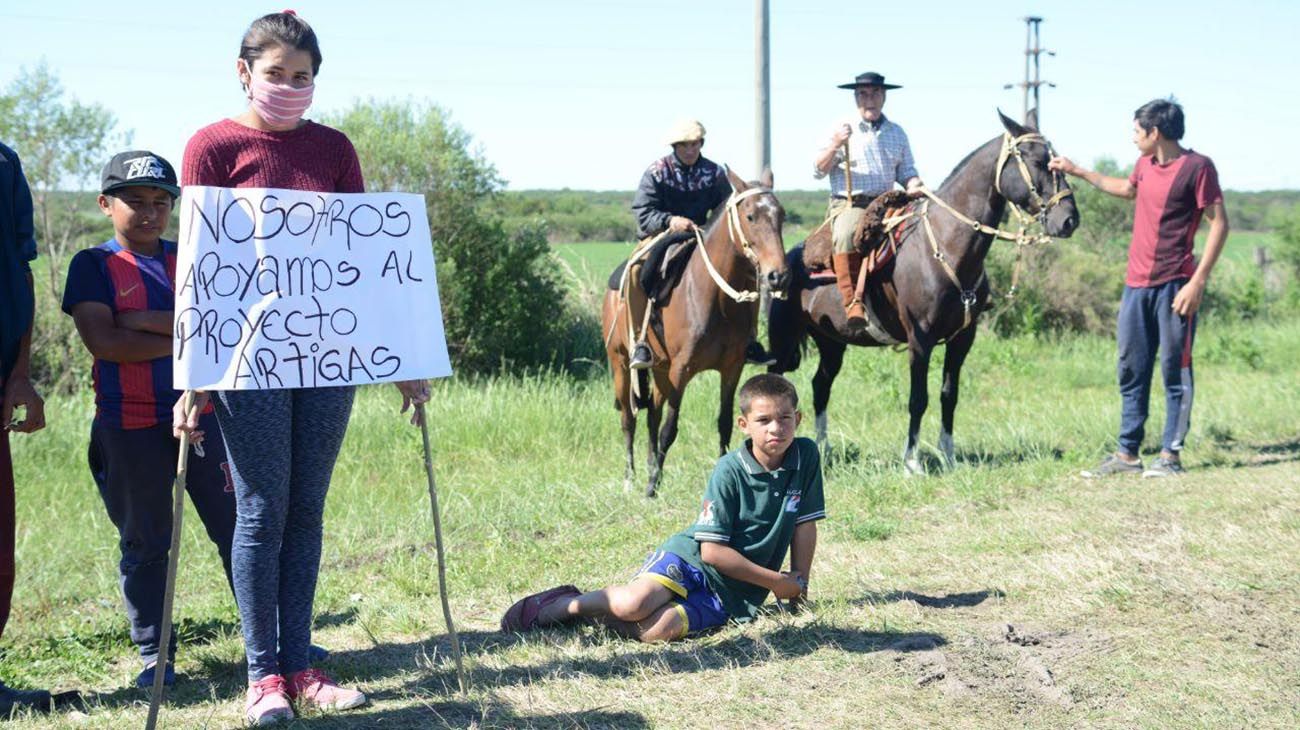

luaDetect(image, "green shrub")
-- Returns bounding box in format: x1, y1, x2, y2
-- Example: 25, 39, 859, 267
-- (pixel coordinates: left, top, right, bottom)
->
1271, 206, 1300, 283
984, 235, 1126, 338
1201, 259, 1267, 323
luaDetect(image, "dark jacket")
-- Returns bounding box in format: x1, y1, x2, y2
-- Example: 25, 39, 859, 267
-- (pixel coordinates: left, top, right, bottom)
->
631, 154, 731, 239
0, 143, 36, 381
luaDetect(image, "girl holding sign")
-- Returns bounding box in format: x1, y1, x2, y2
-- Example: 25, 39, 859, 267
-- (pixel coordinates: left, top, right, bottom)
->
175, 10, 430, 726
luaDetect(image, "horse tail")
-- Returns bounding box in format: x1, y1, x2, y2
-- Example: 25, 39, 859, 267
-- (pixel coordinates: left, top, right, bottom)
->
767, 244, 809, 374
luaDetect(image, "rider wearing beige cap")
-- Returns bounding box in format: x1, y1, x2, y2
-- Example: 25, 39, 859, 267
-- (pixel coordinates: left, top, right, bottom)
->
628, 119, 773, 369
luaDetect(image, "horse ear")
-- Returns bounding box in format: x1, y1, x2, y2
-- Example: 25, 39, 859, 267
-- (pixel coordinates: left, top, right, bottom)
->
1024, 108, 1040, 131
725, 165, 748, 193
759, 167, 774, 189
998, 109, 1028, 137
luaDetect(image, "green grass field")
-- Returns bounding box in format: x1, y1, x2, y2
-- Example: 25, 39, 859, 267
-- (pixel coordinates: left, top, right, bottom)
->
551, 242, 629, 293
2, 300, 1298, 726
1200, 228, 1274, 263
553, 227, 1278, 293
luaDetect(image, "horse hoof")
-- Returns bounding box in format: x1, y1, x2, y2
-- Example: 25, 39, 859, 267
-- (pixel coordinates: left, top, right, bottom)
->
938, 433, 956, 471
904, 459, 926, 477
645, 487, 658, 499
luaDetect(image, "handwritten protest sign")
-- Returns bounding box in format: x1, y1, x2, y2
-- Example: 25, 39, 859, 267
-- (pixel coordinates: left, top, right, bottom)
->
173, 186, 452, 390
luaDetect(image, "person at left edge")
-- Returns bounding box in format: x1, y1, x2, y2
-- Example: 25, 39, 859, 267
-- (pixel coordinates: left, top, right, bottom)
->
61, 150, 240, 690
0, 141, 55, 714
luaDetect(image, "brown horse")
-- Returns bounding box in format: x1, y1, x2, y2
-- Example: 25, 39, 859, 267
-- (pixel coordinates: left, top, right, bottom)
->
604, 168, 789, 497
769, 111, 1079, 474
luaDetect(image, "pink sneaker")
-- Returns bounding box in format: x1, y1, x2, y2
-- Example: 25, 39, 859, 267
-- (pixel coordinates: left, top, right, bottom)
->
245, 674, 294, 726
287, 668, 367, 712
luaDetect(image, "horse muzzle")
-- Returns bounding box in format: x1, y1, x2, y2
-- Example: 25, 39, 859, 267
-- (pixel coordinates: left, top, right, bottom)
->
1043, 200, 1080, 238
766, 269, 791, 299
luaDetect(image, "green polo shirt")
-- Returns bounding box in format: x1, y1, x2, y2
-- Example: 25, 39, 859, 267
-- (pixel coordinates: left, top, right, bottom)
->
660, 436, 826, 621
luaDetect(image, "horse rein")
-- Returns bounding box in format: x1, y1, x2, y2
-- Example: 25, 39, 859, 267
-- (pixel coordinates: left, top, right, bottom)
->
695, 185, 787, 303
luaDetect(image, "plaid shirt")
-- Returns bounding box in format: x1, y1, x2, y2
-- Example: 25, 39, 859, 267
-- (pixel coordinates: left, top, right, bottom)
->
814, 115, 918, 197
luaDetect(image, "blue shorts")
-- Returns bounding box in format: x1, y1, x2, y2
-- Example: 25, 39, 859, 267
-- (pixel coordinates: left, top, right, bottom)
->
635, 550, 729, 636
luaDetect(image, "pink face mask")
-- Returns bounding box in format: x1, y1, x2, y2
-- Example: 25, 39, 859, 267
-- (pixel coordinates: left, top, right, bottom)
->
247, 75, 314, 126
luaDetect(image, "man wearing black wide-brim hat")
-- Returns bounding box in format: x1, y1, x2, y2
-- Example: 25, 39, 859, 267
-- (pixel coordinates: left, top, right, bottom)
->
813, 71, 924, 330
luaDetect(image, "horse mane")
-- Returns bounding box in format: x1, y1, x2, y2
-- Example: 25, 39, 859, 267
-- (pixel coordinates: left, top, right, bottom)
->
935, 135, 1002, 194
704, 177, 772, 236
702, 199, 728, 237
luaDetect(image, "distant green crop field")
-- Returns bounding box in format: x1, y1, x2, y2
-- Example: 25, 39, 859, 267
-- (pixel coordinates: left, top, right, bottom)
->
552, 242, 631, 291
555, 229, 1276, 289
1200, 228, 1275, 264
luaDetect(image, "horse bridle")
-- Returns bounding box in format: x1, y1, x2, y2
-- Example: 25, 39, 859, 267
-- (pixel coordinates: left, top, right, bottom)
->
696, 185, 787, 302
905, 130, 1074, 335
994, 131, 1074, 224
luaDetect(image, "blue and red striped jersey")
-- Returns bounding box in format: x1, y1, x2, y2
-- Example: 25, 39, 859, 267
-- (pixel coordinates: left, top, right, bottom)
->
62, 239, 179, 429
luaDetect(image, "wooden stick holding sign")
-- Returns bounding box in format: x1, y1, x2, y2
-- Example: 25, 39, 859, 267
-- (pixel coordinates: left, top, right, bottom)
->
145, 390, 197, 730
416, 403, 467, 693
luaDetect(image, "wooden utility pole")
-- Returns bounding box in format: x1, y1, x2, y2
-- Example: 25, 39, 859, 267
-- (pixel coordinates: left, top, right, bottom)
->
1004, 16, 1055, 125
755, 0, 771, 174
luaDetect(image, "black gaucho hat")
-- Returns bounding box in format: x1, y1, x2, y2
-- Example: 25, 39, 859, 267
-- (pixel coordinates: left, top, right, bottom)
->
837, 71, 902, 90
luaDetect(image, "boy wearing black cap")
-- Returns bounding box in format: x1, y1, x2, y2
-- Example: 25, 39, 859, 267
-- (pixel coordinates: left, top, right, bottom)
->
61, 151, 238, 688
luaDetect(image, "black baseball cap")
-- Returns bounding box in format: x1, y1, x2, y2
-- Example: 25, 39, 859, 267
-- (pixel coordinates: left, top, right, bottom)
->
101, 150, 180, 198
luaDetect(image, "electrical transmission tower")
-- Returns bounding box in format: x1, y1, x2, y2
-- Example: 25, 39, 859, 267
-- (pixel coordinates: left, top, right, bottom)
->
1004, 16, 1055, 125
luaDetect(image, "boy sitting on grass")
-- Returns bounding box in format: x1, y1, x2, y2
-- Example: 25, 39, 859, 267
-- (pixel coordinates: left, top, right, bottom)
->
502, 373, 824, 641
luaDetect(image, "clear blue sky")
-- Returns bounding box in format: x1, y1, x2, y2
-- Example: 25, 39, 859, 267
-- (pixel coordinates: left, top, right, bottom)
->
3, 1, 1296, 191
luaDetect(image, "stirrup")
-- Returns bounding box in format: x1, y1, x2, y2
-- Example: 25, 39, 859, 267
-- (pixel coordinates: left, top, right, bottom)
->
845, 298, 868, 331
629, 342, 653, 370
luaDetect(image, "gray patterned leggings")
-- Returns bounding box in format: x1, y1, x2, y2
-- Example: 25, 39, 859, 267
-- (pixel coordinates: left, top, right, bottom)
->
214, 386, 355, 680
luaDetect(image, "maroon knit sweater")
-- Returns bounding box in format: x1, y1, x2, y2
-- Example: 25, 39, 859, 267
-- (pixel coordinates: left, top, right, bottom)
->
181, 118, 365, 193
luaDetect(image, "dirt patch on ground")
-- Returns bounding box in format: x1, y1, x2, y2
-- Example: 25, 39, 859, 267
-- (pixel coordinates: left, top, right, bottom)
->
889, 622, 1112, 711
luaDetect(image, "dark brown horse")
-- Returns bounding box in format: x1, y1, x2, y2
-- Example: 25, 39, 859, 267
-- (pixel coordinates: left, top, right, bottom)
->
604, 168, 789, 496
769, 111, 1079, 474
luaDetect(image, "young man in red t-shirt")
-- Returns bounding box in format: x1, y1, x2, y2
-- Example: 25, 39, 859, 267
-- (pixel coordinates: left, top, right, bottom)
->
1050, 98, 1229, 478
